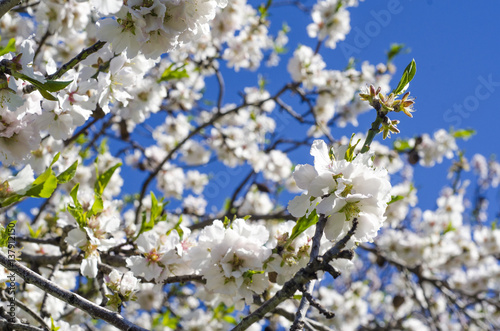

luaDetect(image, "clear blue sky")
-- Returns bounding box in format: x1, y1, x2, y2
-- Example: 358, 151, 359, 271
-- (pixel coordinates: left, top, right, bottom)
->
242, 0, 500, 212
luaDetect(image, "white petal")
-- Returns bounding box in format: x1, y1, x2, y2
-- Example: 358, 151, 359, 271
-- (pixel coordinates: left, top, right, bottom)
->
293, 164, 318, 190
308, 173, 336, 197
287, 194, 312, 218
316, 195, 336, 215
324, 214, 346, 241
310, 140, 331, 174
7, 165, 34, 193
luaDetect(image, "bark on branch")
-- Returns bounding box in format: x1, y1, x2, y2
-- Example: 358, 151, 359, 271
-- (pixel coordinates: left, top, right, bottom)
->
0, 0, 20, 19
0, 252, 148, 331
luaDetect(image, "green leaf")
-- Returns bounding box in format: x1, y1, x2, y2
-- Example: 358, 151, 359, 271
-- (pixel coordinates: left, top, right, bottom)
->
0, 38, 16, 57
9, 72, 57, 100
25, 172, 57, 198
68, 183, 87, 228
345, 133, 361, 162
70, 183, 80, 207
42, 79, 73, 92
9, 72, 71, 100
157, 63, 189, 83
24, 153, 60, 198
40, 88, 58, 101
222, 316, 238, 325
150, 192, 163, 223
0, 221, 16, 247
57, 160, 78, 183
50, 317, 61, 331
94, 163, 122, 196
388, 195, 404, 205
0, 194, 23, 208
28, 225, 42, 239
137, 210, 154, 238
392, 59, 416, 95
90, 195, 104, 216
393, 139, 412, 152
451, 128, 476, 140
443, 222, 456, 234
167, 215, 183, 238
98, 138, 108, 155
386, 43, 409, 63
287, 210, 319, 245
223, 216, 231, 228
152, 311, 179, 328
136, 192, 169, 238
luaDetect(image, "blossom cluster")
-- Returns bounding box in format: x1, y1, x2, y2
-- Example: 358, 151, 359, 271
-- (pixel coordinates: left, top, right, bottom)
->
288, 139, 392, 245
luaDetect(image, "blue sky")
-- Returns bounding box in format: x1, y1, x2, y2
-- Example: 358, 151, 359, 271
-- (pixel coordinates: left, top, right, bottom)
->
342, 0, 500, 211
239, 0, 500, 213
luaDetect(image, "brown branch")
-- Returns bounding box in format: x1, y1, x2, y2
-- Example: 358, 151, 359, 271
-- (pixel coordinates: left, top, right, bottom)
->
0, 252, 148, 331
232, 219, 358, 331
0, 0, 20, 19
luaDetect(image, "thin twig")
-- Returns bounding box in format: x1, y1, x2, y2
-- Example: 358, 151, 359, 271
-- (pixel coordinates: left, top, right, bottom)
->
14, 298, 51, 330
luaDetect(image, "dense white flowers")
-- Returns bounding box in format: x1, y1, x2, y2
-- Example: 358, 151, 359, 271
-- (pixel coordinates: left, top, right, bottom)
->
126, 229, 189, 282
97, 0, 228, 59
189, 218, 271, 309
288, 140, 391, 244
416, 129, 458, 167
307, 0, 352, 49
287, 45, 326, 89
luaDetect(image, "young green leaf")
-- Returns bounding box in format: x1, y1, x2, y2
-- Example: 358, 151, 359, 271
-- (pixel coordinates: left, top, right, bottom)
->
167, 215, 183, 239
50, 317, 61, 331
24, 153, 60, 198
28, 225, 43, 239
25, 170, 57, 198
286, 210, 319, 245
68, 183, 87, 227
345, 133, 361, 162
0, 38, 16, 57
393, 59, 416, 95
157, 63, 189, 82
386, 43, 408, 63
451, 128, 476, 140
56, 160, 78, 183
393, 139, 412, 152
0, 194, 23, 208
0, 221, 16, 247
94, 163, 122, 196
42, 79, 73, 92
388, 195, 405, 205
90, 195, 104, 216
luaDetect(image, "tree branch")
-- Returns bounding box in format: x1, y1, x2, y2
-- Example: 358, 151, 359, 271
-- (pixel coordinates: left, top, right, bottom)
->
0, 252, 148, 331
0, 0, 20, 19
291, 215, 327, 329
0, 317, 47, 331
232, 219, 358, 331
